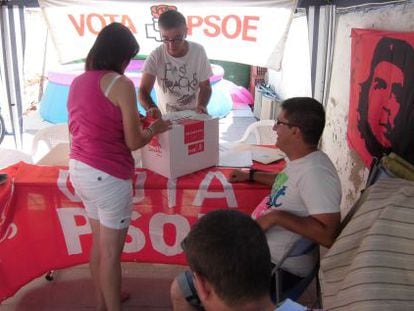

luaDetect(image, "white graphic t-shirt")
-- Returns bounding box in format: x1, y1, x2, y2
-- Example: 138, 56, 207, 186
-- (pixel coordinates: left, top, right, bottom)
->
252, 151, 341, 277
143, 41, 213, 113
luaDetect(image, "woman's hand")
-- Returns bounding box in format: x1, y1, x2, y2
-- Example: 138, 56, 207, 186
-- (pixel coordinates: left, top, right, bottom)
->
149, 118, 172, 135
146, 107, 162, 119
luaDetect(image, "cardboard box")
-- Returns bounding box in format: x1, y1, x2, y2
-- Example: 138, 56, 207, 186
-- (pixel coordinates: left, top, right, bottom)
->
142, 117, 219, 179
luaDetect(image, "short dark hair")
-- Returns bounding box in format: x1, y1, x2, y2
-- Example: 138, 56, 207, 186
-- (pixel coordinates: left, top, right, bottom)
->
85, 22, 139, 74
158, 10, 186, 29
281, 97, 325, 146
182, 210, 271, 307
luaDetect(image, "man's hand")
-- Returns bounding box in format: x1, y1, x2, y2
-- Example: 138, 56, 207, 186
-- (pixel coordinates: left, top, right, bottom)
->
195, 105, 208, 114
228, 169, 249, 183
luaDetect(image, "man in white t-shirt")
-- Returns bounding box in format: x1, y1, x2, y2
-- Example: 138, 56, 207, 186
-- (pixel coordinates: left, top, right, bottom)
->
139, 9, 213, 117
170, 97, 342, 310
231, 96, 342, 282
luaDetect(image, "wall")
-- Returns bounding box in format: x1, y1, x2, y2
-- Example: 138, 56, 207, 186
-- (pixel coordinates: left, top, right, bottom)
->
210, 60, 251, 88
322, 2, 414, 213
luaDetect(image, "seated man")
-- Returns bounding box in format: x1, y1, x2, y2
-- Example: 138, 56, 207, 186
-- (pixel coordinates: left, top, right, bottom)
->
230, 97, 342, 292
171, 97, 342, 308
170, 209, 275, 311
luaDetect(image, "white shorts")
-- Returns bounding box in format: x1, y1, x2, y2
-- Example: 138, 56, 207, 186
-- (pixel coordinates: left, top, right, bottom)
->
69, 159, 133, 230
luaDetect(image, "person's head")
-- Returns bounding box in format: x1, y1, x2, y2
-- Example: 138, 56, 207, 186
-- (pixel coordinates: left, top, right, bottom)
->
158, 10, 188, 57
358, 37, 414, 161
273, 97, 325, 151
182, 210, 272, 310
85, 22, 139, 74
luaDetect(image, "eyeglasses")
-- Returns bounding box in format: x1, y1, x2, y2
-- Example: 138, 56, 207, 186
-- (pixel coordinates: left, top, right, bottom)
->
161, 35, 185, 44
275, 119, 299, 128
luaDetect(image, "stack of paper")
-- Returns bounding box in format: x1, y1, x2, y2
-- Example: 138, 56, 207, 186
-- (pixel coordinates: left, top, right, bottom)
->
218, 142, 252, 167
218, 143, 285, 167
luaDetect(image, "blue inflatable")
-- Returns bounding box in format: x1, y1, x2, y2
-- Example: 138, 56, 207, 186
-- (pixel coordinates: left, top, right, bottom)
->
39, 60, 233, 123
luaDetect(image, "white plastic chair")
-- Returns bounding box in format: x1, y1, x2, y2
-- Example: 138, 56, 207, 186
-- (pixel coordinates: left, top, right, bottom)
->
235, 120, 277, 145
0, 148, 33, 169
31, 124, 69, 162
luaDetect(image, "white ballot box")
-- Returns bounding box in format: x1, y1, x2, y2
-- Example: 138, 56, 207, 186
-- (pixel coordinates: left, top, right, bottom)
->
142, 112, 219, 179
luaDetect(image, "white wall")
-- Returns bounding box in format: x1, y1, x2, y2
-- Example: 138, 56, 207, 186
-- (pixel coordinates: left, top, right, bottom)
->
322, 2, 414, 213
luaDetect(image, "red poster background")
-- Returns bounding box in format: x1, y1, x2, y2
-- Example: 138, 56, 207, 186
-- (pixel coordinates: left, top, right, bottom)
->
348, 28, 414, 167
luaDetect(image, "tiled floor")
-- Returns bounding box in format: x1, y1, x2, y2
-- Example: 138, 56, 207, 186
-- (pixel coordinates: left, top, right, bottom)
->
1, 263, 187, 310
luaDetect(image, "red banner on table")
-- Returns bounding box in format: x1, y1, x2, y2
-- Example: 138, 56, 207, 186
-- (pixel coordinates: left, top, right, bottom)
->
348, 29, 414, 167
0, 162, 277, 302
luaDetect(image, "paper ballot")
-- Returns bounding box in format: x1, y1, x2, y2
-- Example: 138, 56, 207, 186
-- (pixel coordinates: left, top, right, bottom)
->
250, 146, 285, 164
218, 143, 285, 167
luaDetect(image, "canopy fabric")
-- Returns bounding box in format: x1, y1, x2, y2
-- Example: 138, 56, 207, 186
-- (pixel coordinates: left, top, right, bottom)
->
38, 0, 297, 70
307, 4, 336, 104
0, 3, 25, 148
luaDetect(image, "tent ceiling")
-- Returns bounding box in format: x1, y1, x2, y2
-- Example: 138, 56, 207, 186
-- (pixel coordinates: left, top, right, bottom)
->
2, 0, 408, 8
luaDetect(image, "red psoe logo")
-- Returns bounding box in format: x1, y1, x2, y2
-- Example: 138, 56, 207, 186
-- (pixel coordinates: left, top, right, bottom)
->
150, 5, 178, 18
148, 135, 162, 157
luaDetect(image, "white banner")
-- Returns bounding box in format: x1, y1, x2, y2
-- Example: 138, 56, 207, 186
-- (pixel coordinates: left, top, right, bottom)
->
38, 0, 297, 70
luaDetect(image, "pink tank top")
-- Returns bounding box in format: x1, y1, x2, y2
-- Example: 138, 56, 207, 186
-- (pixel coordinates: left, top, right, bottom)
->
68, 71, 134, 179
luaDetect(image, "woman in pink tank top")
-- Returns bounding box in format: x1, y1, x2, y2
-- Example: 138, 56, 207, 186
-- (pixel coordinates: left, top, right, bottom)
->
68, 22, 171, 311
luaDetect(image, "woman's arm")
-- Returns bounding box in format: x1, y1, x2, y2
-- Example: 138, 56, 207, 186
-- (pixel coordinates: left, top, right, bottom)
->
108, 75, 170, 150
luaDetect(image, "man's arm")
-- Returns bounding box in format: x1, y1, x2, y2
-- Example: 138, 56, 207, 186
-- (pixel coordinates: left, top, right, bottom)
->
195, 79, 212, 114
256, 211, 340, 248
138, 73, 161, 118
228, 169, 276, 187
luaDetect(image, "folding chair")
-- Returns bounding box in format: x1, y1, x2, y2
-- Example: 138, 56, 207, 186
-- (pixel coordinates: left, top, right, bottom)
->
272, 237, 321, 306
31, 124, 69, 162
0, 148, 33, 169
